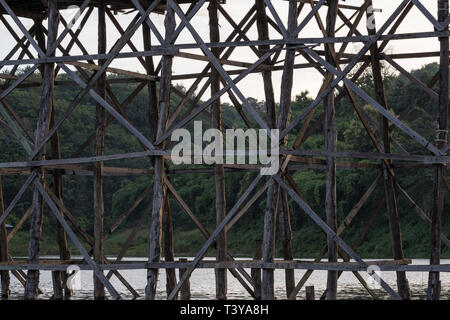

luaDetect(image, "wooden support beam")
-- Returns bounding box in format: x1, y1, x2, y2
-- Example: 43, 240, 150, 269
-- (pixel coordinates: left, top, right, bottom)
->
24, 2, 58, 299
44, 185, 139, 298
167, 174, 264, 300
428, 0, 449, 301
162, 188, 177, 298
0, 177, 9, 299
93, 0, 107, 300
49, 49, 71, 302
366, 0, 410, 300
251, 240, 262, 300
324, 0, 338, 300
178, 258, 191, 300
262, 0, 297, 300
165, 178, 255, 298
146, 4, 175, 300
209, 0, 227, 301
0, 259, 418, 272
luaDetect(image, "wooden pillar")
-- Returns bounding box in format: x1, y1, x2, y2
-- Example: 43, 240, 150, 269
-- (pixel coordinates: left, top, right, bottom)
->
49, 90, 71, 300
0, 177, 9, 299
255, 0, 276, 128
306, 286, 315, 300
146, 5, 175, 300
163, 193, 177, 298
142, 12, 158, 146
209, 0, 227, 300
278, 190, 295, 298
251, 240, 262, 300
262, 0, 297, 300
24, 1, 58, 300
45, 28, 71, 299
366, 0, 410, 300
324, 0, 338, 301
428, 0, 449, 300
93, 0, 107, 300
178, 258, 191, 300
256, 1, 277, 299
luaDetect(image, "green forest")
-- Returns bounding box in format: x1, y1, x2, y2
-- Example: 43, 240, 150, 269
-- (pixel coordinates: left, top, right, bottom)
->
1, 62, 449, 259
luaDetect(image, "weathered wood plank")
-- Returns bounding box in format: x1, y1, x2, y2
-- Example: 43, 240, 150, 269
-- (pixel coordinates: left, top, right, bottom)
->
428, 0, 449, 300
146, 4, 175, 300
0, 177, 9, 299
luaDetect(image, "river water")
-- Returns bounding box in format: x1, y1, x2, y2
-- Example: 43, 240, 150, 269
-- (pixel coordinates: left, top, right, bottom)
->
7, 258, 450, 300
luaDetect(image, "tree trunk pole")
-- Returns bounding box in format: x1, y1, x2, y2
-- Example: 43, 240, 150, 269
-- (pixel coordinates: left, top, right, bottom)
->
178, 258, 191, 300
0, 177, 9, 300
255, 0, 276, 129
278, 190, 295, 298
146, 5, 175, 300
163, 190, 177, 298
142, 12, 158, 147
325, 0, 338, 301
251, 240, 262, 300
24, 1, 58, 300
49, 99, 71, 300
366, 0, 411, 300
93, 0, 107, 300
262, 0, 297, 300
209, 0, 227, 300
428, 0, 449, 301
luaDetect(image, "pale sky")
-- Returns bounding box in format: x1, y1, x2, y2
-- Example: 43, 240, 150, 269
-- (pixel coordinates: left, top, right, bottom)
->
0, 0, 442, 103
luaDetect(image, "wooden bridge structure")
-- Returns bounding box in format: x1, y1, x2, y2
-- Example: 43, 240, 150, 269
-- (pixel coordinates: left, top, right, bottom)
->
0, 0, 448, 300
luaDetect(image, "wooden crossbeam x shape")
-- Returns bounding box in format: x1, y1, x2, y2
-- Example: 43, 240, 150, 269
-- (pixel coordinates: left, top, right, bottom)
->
167, 0, 272, 134
166, 174, 265, 300
29, 0, 163, 160
281, 0, 411, 140
303, 47, 443, 156
272, 174, 402, 300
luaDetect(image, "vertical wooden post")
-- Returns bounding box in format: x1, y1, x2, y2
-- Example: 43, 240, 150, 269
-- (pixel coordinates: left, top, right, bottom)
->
93, 0, 107, 300
209, 0, 227, 301
0, 177, 9, 300
366, 0, 411, 300
24, 1, 58, 300
49, 45, 71, 301
142, 11, 158, 146
262, 0, 297, 300
178, 258, 191, 300
306, 286, 315, 300
251, 240, 262, 300
146, 5, 175, 300
163, 192, 177, 298
255, 0, 276, 128
49, 109, 71, 300
278, 190, 295, 298
324, 0, 338, 301
428, 0, 449, 301
256, 0, 278, 300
